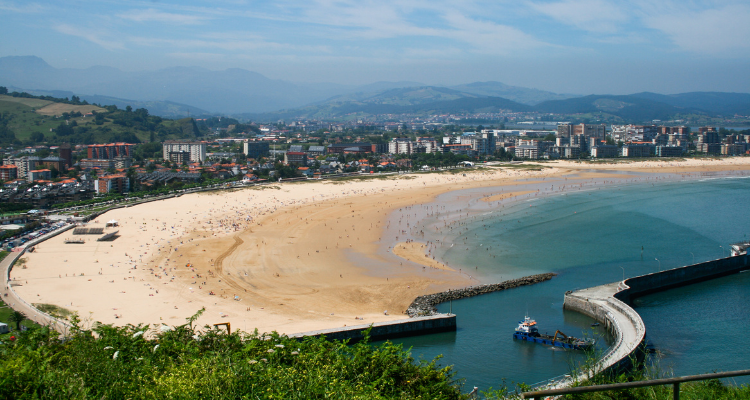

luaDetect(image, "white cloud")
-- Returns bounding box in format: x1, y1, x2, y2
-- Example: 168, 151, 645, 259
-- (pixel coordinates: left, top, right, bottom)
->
53, 24, 125, 51
640, 3, 750, 55
527, 0, 628, 33
0, 1, 47, 13
443, 13, 549, 54
118, 8, 208, 25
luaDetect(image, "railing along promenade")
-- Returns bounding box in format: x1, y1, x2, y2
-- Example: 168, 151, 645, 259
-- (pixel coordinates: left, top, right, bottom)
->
522, 369, 750, 400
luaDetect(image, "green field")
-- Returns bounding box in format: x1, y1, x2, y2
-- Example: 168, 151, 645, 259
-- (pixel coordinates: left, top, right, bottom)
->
0, 95, 53, 109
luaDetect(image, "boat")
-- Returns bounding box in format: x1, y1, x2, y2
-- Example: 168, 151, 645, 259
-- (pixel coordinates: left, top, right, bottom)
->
513, 315, 594, 350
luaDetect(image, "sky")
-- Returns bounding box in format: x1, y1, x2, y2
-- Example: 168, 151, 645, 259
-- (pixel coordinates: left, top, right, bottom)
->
2, 0, 750, 94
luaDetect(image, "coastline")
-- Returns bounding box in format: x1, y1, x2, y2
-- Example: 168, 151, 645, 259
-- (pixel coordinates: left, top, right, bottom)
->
11, 158, 750, 335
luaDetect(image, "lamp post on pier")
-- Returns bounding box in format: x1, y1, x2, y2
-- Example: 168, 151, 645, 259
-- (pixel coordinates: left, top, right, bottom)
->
720, 245, 725, 258
619, 266, 625, 282
655, 257, 660, 271
689, 252, 695, 264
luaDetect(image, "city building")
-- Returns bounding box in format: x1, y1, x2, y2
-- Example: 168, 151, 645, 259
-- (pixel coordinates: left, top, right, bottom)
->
39, 156, 66, 172
327, 143, 373, 154
95, 173, 130, 194
621, 144, 654, 157
28, 169, 52, 181
79, 158, 132, 170
87, 143, 134, 159
284, 151, 308, 166
654, 146, 684, 157
557, 123, 606, 139
163, 141, 207, 162
59, 144, 72, 169
0, 165, 18, 181
244, 141, 270, 159
306, 145, 326, 156
591, 145, 620, 158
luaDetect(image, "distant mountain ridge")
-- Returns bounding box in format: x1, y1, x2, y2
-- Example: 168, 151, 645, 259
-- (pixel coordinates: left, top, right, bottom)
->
0, 56, 575, 114
1, 56, 748, 121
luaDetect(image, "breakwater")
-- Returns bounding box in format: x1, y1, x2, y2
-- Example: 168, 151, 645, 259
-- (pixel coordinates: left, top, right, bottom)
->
554, 253, 750, 390
288, 314, 457, 343
406, 273, 556, 317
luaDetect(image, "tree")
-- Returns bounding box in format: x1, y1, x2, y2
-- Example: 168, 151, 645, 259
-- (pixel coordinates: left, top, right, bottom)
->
30, 132, 45, 143
0, 86, 7, 95
9, 310, 25, 330
543, 133, 557, 142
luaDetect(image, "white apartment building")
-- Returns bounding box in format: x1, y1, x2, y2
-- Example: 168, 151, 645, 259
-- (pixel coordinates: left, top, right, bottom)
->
163, 141, 207, 163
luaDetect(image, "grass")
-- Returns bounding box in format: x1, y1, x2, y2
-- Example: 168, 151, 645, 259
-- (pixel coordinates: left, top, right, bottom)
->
0, 94, 53, 109
33, 303, 73, 321
0, 299, 38, 335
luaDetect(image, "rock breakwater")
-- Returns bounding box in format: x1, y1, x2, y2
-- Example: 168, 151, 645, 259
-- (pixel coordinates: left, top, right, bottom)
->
406, 273, 556, 317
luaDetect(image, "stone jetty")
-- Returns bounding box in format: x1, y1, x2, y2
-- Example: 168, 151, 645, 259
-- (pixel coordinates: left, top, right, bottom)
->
406, 273, 556, 317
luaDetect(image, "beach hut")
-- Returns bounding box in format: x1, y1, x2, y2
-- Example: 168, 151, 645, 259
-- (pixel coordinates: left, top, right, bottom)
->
106, 220, 119, 227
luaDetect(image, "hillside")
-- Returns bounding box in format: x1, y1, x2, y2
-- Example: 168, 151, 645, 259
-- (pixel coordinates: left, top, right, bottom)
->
0, 92, 204, 146
450, 81, 578, 105
629, 92, 750, 116
241, 95, 531, 121
532, 95, 694, 121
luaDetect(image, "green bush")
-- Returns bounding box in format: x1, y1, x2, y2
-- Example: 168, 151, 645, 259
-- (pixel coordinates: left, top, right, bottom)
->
0, 312, 466, 399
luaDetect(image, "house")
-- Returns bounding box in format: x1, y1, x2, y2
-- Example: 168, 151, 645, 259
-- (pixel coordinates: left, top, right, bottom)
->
297, 167, 313, 177
242, 174, 259, 183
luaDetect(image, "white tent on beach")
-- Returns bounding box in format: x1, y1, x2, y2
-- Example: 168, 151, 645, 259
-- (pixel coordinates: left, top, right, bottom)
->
106, 220, 119, 227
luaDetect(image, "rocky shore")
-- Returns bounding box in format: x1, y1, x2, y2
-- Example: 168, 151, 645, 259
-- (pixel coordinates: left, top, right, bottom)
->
406, 273, 556, 317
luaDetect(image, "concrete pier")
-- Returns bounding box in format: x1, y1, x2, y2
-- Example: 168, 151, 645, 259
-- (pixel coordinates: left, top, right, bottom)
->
553, 253, 750, 389
288, 313, 456, 343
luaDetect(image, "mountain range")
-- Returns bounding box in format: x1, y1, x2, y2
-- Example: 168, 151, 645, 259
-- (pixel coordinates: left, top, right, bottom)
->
1, 56, 749, 122
0, 56, 574, 115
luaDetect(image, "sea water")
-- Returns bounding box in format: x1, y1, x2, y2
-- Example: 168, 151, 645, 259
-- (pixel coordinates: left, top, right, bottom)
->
385, 174, 750, 391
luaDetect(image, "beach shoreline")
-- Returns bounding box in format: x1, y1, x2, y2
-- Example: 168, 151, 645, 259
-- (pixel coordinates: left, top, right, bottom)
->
11, 158, 750, 334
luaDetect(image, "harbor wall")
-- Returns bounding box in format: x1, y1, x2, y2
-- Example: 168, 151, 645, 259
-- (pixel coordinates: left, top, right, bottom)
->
561, 253, 750, 387
614, 254, 750, 304
288, 314, 456, 343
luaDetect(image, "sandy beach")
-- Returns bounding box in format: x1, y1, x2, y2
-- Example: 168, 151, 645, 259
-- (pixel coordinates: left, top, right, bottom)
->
11, 157, 750, 334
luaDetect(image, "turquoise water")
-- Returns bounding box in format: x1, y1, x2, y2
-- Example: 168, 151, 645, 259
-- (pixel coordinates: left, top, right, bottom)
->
384, 173, 750, 391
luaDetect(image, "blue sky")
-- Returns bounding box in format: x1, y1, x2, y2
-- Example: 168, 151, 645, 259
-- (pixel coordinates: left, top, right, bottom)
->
2, 0, 749, 94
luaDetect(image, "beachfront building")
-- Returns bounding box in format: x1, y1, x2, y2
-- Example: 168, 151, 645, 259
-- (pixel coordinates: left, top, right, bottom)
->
654, 146, 684, 157
163, 141, 207, 163
443, 144, 474, 156
591, 145, 620, 158
621, 143, 655, 157
95, 173, 130, 194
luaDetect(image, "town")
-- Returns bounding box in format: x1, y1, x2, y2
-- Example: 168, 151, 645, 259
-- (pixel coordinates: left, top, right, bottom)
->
1, 120, 748, 212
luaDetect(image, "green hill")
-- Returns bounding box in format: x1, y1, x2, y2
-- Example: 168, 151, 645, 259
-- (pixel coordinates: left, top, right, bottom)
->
0, 92, 206, 146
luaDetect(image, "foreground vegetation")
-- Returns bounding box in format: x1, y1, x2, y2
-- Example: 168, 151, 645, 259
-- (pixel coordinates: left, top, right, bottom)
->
1, 308, 749, 399
0, 312, 467, 399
